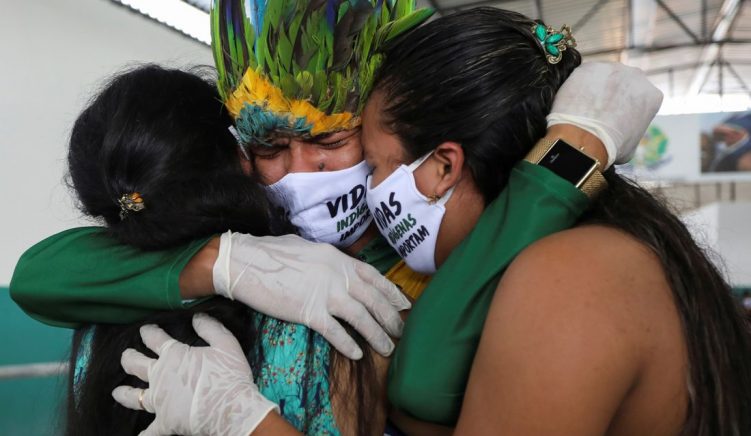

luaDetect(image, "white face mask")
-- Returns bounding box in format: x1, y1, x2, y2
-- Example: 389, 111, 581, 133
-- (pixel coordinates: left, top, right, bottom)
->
365, 152, 455, 274
265, 161, 373, 248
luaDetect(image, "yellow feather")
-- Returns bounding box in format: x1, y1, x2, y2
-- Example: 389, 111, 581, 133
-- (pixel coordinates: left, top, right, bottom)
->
226, 68, 359, 136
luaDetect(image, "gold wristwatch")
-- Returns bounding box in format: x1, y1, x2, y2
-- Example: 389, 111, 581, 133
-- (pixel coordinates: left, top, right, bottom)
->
524, 137, 607, 199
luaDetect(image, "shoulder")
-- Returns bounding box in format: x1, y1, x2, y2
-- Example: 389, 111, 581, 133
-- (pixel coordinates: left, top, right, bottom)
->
501, 224, 667, 305
490, 225, 674, 362
457, 225, 672, 433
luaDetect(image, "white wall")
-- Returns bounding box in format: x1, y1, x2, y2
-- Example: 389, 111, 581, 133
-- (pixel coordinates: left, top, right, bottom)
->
683, 202, 751, 287
0, 0, 212, 284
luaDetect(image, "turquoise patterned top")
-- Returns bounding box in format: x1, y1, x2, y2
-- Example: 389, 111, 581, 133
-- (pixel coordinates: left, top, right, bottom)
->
73, 235, 401, 435
253, 317, 339, 435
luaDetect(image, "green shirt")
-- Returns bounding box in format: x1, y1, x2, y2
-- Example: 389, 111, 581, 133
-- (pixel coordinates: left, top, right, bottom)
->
9, 228, 401, 328
388, 161, 589, 424
10, 161, 589, 425
9, 228, 211, 328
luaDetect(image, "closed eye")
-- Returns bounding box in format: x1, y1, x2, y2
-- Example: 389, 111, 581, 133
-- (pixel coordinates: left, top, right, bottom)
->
311, 128, 360, 149
250, 145, 285, 160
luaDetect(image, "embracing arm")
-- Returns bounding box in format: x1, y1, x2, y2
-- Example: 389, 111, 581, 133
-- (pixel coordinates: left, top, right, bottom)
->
10, 226, 407, 359
9, 227, 212, 328
387, 152, 592, 424
387, 62, 663, 424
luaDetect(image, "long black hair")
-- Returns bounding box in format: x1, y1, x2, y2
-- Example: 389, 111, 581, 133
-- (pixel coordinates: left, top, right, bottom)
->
65, 64, 273, 435
375, 8, 751, 435
67, 64, 276, 249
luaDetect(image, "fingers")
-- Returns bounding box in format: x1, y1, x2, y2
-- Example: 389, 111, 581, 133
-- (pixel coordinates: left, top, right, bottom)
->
316, 316, 364, 360
354, 262, 411, 311
332, 304, 395, 357
349, 284, 405, 338
192, 313, 243, 354
112, 386, 154, 413
140, 324, 177, 356
121, 348, 154, 382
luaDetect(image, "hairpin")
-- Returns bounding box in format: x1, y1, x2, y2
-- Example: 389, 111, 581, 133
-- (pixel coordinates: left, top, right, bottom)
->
119, 192, 145, 220
532, 23, 577, 65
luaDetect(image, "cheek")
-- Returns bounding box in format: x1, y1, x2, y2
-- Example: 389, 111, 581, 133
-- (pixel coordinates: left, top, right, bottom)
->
370, 166, 391, 188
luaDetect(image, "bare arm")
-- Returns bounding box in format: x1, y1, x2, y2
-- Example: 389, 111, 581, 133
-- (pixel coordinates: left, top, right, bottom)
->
455, 226, 647, 435
178, 236, 220, 299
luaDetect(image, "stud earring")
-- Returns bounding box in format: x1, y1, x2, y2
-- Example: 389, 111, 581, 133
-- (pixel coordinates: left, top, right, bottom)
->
318, 162, 325, 171
428, 193, 441, 204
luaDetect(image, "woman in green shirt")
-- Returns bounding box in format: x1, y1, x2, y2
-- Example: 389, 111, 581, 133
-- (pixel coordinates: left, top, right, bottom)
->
107, 7, 713, 436
122, 7, 751, 436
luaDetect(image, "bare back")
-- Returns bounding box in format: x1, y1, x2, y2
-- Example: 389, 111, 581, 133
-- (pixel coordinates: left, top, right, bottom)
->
455, 225, 689, 435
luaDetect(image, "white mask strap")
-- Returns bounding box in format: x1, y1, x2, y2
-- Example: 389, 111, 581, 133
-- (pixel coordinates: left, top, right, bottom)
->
407, 150, 434, 172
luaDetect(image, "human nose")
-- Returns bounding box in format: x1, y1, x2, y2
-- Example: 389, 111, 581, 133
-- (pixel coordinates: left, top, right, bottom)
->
287, 141, 323, 173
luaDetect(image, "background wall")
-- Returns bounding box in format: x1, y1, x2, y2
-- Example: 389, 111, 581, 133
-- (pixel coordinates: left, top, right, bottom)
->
0, 1, 210, 433
0, 0, 212, 285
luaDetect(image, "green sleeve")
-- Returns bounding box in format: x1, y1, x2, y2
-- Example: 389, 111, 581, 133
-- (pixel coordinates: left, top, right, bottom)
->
9, 227, 211, 329
387, 161, 591, 425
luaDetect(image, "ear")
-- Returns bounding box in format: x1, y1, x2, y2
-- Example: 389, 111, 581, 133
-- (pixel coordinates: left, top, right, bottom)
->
431, 141, 464, 197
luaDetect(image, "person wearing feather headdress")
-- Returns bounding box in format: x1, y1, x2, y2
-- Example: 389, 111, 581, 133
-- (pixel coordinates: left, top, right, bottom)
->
10, 1, 669, 435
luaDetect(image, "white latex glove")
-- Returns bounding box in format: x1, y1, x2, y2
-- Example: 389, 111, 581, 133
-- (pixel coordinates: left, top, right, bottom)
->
213, 231, 410, 360
112, 313, 277, 436
547, 61, 664, 168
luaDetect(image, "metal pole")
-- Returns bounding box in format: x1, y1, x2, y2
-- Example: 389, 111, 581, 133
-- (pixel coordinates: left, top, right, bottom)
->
574, 0, 611, 31
654, 0, 701, 43
0, 362, 69, 380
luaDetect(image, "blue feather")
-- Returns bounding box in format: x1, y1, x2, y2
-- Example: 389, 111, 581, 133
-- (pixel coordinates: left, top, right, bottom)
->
236, 103, 313, 145
245, 0, 265, 36
326, 0, 337, 30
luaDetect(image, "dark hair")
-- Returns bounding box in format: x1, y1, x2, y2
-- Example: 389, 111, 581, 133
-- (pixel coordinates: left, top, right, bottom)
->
374, 8, 751, 435
64, 64, 378, 436
67, 299, 258, 436
584, 174, 751, 436
67, 64, 277, 250
375, 8, 579, 203
63, 65, 269, 435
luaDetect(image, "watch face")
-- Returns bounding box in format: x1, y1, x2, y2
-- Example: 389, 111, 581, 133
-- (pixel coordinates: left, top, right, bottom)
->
537, 140, 598, 187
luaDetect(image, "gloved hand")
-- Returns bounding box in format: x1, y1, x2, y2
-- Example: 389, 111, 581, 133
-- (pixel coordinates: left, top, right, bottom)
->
213, 231, 410, 360
112, 313, 277, 436
548, 61, 664, 168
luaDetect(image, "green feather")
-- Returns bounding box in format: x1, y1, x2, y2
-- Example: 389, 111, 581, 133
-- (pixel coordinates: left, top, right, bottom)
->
376, 7, 434, 46
212, 0, 432, 117
296, 70, 314, 95
276, 29, 294, 72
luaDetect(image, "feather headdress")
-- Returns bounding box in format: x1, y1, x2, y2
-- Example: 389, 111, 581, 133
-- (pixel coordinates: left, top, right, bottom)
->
211, 0, 433, 145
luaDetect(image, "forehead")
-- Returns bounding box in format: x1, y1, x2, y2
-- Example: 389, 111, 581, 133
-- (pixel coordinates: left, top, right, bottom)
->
361, 92, 407, 162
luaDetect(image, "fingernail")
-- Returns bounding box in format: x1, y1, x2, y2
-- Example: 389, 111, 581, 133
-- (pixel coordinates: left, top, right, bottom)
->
382, 340, 395, 357
351, 347, 364, 360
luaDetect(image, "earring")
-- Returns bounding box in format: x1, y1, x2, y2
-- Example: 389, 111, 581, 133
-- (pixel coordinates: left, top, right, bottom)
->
318, 162, 325, 171
428, 193, 441, 204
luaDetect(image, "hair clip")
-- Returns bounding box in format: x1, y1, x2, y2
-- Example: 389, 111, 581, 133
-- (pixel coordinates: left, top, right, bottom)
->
119, 192, 145, 220
532, 23, 577, 65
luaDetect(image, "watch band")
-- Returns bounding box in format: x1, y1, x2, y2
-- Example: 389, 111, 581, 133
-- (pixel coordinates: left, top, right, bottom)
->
524, 137, 608, 199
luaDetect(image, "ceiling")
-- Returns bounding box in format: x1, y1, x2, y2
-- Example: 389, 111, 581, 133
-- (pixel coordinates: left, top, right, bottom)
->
180, 0, 751, 99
